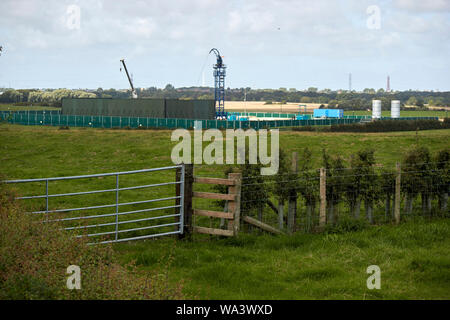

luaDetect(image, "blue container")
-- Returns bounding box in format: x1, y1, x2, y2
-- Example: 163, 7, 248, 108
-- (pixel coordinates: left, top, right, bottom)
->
313, 109, 343, 118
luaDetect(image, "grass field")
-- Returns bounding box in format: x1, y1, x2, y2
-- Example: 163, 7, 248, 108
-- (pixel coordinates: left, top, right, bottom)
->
0, 104, 60, 111
1, 124, 449, 180
348, 110, 448, 118
0, 124, 449, 299
224, 101, 448, 118
114, 218, 450, 299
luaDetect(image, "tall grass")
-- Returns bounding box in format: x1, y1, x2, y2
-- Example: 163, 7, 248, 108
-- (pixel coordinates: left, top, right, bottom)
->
0, 185, 184, 300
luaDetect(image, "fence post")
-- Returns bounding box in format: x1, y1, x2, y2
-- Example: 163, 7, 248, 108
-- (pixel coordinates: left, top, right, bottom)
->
228, 172, 242, 236
179, 163, 193, 239
287, 152, 298, 234
319, 167, 327, 228
395, 162, 401, 224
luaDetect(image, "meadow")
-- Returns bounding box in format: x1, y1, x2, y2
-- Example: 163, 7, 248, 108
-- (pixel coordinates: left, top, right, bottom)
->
115, 218, 450, 299
0, 124, 449, 299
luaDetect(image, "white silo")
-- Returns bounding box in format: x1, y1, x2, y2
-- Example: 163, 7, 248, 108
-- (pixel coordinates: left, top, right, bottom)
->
391, 100, 400, 118
372, 100, 382, 119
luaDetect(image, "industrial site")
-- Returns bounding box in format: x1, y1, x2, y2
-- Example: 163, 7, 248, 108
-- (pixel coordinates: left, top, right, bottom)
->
0, 0, 449, 307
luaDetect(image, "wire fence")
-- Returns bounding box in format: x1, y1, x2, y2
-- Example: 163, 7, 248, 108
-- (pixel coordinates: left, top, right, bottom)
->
196, 160, 449, 234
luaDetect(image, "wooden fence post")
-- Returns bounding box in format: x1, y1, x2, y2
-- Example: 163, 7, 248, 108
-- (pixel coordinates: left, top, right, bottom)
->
228, 172, 242, 236
287, 152, 298, 234
179, 164, 193, 239
319, 167, 327, 228
394, 162, 401, 224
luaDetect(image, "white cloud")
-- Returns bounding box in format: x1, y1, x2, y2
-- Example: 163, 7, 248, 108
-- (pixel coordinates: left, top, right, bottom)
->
0, 0, 448, 90
394, 0, 450, 12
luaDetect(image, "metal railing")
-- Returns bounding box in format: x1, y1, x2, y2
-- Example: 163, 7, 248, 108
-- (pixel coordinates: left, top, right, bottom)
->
3, 165, 185, 244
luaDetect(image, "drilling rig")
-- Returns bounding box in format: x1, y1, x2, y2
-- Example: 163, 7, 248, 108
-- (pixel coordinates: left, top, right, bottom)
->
209, 48, 227, 119
120, 58, 138, 99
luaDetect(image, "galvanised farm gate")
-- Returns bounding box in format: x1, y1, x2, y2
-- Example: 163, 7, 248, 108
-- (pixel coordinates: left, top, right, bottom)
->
4, 165, 186, 244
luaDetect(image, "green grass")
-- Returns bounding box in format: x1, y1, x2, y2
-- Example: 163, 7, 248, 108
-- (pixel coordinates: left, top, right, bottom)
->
0, 124, 449, 299
348, 110, 448, 118
0, 104, 60, 111
114, 218, 450, 299
1, 124, 449, 179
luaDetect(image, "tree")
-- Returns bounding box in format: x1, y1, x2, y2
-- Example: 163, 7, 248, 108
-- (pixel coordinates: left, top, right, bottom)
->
402, 146, 433, 215
379, 168, 395, 221
435, 149, 449, 213
298, 148, 319, 231
322, 149, 346, 224
164, 84, 175, 91
272, 149, 297, 229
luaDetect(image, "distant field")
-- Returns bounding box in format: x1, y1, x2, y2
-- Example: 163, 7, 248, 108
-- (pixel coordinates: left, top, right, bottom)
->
0, 104, 60, 111
1, 124, 449, 180
349, 110, 448, 118
225, 101, 323, 113
224, 102, 448, 118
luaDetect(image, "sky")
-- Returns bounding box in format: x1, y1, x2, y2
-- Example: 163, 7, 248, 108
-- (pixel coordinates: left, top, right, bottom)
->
0, 0, 449, 91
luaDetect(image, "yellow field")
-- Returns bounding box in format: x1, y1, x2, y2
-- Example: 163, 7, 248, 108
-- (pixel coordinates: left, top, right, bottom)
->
224, 101, 325, 113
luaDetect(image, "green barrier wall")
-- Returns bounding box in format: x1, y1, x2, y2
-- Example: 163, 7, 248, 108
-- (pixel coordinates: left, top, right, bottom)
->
1, 111, 367, 130
62, 98, 215, 119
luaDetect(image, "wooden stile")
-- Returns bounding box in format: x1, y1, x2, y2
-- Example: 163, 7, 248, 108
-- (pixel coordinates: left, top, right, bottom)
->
191, 172, 242, 237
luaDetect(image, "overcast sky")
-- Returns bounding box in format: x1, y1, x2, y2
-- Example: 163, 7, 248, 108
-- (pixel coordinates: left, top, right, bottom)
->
0, 0, 449, 91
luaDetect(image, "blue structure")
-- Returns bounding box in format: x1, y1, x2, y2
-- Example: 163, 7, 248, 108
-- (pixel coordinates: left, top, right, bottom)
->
313, 109, 344, 118
209, 48, 227, 119
227, 113, 248, 121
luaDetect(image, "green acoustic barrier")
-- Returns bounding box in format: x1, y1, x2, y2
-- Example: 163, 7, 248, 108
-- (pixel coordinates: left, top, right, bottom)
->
62, 98, 215, 120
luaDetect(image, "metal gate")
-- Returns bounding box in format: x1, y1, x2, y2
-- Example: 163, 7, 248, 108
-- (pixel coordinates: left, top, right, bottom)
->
3, 165, 185, 244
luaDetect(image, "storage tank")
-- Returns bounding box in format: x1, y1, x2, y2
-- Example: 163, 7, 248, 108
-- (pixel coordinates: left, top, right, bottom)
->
372, 100, 381, 119
391, 100, 400, 118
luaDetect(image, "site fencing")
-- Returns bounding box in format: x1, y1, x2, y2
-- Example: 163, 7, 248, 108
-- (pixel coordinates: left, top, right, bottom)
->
0, 110, 364, 130
229, 111, 372, 120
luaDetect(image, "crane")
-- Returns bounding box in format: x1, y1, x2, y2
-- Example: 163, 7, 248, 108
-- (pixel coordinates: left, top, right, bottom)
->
120, 58, 138, 99
209, 48, 226, 119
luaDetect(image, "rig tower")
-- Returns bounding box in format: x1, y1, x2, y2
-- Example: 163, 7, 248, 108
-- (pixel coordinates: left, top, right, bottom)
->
209, 48, 227, 119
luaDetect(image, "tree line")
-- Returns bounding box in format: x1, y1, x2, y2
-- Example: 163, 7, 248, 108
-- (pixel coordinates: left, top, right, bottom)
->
217, 146, 449, 231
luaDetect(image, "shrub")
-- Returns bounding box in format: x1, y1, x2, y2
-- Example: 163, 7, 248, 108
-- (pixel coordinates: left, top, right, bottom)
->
291, 119, 448, 133
324, 216, 370, 234
0, 185, 184, 300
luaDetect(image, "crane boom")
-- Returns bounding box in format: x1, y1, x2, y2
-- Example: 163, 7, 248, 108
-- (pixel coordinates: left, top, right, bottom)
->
120, 59, 137, 99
